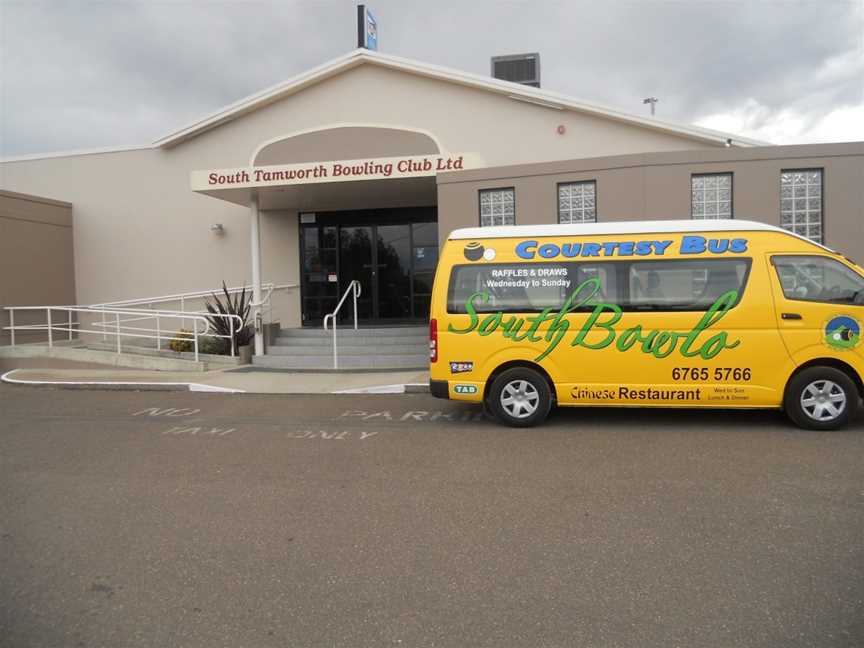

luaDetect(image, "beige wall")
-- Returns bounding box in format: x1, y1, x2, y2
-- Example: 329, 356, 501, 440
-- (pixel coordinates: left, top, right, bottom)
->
437, 143, 864, 259
254, 126, 439, 166
259, 210, 301, 328
0, 191, 75, 345
0, 61, 735, 328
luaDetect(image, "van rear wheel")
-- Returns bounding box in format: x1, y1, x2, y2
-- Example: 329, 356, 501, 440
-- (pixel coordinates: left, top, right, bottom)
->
784, 366, 859, 431
487, 367, 552, 428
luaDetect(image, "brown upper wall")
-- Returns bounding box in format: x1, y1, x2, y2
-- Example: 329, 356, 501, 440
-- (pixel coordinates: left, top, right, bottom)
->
436, 142, 864, 258
437, 142, 864, 184
0, 191, 75, 344
0, 189, 73, 226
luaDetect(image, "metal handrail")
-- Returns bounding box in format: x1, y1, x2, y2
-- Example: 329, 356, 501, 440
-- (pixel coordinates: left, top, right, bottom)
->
3, 305, 244, 361
91, 282, 298, 331
91, 283, 289, 308
322, 280, 362, 370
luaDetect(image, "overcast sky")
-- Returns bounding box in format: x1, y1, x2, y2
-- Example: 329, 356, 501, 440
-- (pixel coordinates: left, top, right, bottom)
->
1, 0, 862, 157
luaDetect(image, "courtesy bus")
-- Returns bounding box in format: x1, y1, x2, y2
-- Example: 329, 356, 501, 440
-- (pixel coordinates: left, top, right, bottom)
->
428, 220, 864, 430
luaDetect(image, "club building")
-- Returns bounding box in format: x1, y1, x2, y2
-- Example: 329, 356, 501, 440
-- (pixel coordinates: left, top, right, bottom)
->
1, 49, 863, 366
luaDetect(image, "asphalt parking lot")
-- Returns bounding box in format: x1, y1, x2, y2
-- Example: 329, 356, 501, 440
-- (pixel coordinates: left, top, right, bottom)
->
1, 383, 863, 648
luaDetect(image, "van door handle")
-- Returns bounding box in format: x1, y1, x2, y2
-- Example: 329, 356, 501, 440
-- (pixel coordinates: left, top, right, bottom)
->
781, 313, 803, 320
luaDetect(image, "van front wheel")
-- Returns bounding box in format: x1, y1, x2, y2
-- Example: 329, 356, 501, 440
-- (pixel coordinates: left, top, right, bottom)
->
784, 366, 859, 430
487, 368, 552, 428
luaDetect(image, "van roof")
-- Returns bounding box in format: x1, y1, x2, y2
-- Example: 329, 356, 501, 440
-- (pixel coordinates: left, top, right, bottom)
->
448, 219, 834, 251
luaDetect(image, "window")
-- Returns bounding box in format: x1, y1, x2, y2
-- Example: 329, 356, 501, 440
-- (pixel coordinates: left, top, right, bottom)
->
773, 256, 864, 305
558, 181, 597, 223
411, 222, 439, 319
780, 170, 823, 242
627, 259, 749, 309
447, 258, 751, 314
479, 188, 515, 227
691, 173, 732, 219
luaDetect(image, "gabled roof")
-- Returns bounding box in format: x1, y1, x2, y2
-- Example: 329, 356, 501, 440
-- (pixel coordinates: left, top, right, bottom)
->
154, 48, 768, 149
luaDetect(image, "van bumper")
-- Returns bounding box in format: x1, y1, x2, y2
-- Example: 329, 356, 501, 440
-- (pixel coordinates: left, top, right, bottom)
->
429, 379, 449, 399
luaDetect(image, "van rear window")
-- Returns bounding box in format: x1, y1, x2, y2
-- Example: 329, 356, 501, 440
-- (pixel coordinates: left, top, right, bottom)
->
447, 258, 751, 313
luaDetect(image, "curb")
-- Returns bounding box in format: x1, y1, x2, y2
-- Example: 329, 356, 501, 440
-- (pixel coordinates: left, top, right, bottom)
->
1, 370, 429, 395
0, 370, 244, 393
333, 382, 431, 394
405, 383, 430, 394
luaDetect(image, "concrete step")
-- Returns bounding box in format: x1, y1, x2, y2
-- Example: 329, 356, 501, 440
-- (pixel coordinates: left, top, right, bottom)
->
271, 335, 427, 347
253, 353, 428, 371
278, 326, 427, 339
0, 343, 208, 372
88, 342, 242, 368
266, 343, 426, 357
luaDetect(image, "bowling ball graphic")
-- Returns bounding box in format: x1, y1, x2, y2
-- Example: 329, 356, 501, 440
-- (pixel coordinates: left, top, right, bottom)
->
464, 242, 485, 261
824, 315, 861, 350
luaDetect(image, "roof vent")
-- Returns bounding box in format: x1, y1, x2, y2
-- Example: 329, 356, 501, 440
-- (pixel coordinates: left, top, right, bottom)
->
491, 53, 540, 88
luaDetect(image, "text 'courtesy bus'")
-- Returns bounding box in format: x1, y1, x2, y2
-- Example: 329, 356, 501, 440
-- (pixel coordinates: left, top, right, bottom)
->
428, 220, 864, 430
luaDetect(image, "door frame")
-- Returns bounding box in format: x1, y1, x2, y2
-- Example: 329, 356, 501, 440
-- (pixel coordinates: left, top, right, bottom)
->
298, 207, 437, 326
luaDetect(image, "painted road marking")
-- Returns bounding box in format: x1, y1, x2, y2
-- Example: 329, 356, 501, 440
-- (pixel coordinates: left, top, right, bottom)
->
286, 430, 379, 441
162, 426, 236, 436
158, 428, 379, 441
337, 409, 485, 422
133, 407, 202, 417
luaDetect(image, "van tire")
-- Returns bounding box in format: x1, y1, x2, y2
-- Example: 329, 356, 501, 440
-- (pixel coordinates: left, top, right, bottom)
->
487, 367, 552, 428
784, 366, 859, 431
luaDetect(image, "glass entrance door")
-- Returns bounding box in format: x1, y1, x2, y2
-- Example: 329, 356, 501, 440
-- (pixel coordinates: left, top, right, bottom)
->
299, 207, 437, 325
339, 224, 412, 321
339, 225, 375, 320
375, 225, 411, 319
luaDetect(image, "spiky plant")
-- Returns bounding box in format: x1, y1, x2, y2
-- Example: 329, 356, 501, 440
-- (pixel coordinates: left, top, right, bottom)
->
204, 282, 254, 353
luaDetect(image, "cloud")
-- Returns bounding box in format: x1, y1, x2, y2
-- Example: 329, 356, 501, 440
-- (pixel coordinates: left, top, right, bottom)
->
695, 45, 864, 144
697, 100, 864, 145
1, 0, 862, 156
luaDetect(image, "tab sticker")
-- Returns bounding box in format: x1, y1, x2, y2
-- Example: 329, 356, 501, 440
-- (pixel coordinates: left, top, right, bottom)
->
453, 384, 478, 394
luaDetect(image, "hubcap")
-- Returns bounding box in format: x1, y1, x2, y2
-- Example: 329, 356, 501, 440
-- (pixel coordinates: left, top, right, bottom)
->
500, 380, 539, 419
800, 379, 847, 422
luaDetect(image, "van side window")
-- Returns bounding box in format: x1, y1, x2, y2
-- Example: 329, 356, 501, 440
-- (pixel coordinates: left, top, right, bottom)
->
447, 259, 750, 314
448, 262, 584, 313
628, 259, 749, 310
773, 256, 864, 305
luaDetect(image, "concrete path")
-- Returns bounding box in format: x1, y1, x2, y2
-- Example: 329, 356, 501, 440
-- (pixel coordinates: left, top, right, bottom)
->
0, 358, 429, 394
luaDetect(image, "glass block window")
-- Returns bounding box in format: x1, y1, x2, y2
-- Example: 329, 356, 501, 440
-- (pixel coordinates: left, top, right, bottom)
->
479, 188, 515, 226
691, 173, 733, 219
780, 170, 823, 242
558, 181, 597, 223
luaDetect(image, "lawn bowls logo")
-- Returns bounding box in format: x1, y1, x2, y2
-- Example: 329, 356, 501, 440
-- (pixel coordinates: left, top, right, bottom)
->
463, 242, 496, 262
824, 315, 861, 351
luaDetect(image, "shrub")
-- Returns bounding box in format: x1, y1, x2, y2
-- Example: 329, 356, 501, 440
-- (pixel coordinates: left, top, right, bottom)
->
168, 329, 194, 353
198, 335, 228, 356
204, 282, 254, 351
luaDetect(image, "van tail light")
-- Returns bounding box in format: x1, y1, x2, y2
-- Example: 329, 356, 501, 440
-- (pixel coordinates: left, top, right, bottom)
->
429, 318, 438, 363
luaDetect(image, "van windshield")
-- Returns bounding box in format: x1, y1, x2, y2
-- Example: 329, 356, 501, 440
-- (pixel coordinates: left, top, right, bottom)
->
447, 258, 751, 314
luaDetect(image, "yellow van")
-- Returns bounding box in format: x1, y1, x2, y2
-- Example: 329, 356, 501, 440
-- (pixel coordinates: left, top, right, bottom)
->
428, 220, 864, 430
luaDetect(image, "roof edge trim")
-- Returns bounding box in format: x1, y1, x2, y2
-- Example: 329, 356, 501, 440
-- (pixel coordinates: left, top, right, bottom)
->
0, 143, 154, 164
153, 49, 769, 149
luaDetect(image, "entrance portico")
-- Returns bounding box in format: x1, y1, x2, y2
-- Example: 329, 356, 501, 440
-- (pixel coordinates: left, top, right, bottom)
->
192, 143, 479, 355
